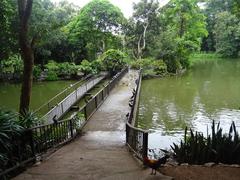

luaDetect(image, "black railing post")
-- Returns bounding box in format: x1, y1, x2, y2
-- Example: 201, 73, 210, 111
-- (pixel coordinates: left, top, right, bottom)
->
29, 129, 36, 157
70, 119, 74, 138
95, 96, 98, 108
126, 123, 129, 144
142, 132, 148, 159
84, 106, 87, 120
101, 90, 104, 100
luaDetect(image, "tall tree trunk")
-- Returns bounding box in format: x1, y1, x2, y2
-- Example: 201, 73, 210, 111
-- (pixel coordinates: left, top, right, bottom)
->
18, 0, 34, 114
137, 23, 148, 59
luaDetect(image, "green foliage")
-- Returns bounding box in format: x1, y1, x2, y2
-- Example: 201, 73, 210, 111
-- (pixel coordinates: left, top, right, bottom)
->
214, 11, 240, 57
100, 49, 126, 75
45, 71, 59, 81
57, 62, 78, 77
189, 53, 221, 67
33, 65, 42, 79
79, 60, 93, 75
66, 0, 125, 60
130, 58, 167, 77
45, 60, 59, 80
45, 61, 78, 79
0, 0, 15, 59
153, 60, 168, 75
0, 109, 23, 167
91, 59, 104, 74
0, 54, 23, 75
202, 0, 235, 52
171, 121, 240, 164
19, 110, 39, 128
125, 0, 160, 59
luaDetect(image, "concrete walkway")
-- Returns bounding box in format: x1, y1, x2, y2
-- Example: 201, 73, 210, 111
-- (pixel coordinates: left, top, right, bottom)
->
14, 70, 172, 180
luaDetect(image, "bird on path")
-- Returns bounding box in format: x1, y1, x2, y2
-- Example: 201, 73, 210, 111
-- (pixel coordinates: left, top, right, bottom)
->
144, 155, 169, 175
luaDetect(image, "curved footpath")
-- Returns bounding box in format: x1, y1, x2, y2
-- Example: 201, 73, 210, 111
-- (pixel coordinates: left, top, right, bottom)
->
14, 70, 172, 180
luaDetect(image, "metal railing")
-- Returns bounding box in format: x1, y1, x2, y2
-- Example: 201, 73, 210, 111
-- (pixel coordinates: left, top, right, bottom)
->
126, 69, 149, 160
0, 68, 128, 179
38, 75, 107, 123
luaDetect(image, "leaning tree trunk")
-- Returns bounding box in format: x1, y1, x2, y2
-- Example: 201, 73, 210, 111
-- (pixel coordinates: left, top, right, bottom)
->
18, 0, 34, 114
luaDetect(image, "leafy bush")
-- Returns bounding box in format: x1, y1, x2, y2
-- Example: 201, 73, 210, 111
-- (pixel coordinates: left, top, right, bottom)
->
164, 58, 182, 74
19, 110, 39, 128
91, 59, 103, 74
57, 62, 78, 77
44, 60, 59, 72
33, 65, 42, 79
0, 109, 23, 169
130, 58, 154, 69
46, 71, 59, 81
153, 60, 167, 75
171, 121, 240, 165
0, 54, 23, 76
100, 49, 126, 75
79, 60, 93, 75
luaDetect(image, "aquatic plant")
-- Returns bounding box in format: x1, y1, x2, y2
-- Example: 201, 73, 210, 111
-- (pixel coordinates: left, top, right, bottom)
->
171, 121, 240, 164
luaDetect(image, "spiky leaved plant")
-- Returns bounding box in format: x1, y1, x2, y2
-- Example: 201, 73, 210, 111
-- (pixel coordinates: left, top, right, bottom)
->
171, 121, 240, 164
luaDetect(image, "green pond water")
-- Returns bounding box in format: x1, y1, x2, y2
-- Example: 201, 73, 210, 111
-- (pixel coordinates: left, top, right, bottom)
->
0, 80, 76, 111
138, 59, 240, 149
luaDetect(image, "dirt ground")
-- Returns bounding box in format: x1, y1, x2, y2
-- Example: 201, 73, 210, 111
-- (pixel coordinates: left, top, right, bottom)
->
160, 165, 240, 180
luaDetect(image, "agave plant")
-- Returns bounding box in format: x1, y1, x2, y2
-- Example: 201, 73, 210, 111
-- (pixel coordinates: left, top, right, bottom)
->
171, 121, 240, 164
18, 110, 39, 128
0, 109, 23, 169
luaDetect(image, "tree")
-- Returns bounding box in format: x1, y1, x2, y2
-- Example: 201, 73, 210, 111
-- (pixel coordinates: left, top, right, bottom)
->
67, 0, 125, 61
18, 0, 34, 114
214, 11, 240, 57
201, 0, 234, 51
162, 0, 207, 68
0, 0, 14, 59
31, 0, 79, 64
126, 0, 160, 59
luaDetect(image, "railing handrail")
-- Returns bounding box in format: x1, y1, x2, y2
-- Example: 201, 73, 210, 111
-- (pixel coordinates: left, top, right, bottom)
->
126, 121, 148, 133
126, 69, 149, 160
34, 78, 87, 114
33, 68, 128, 127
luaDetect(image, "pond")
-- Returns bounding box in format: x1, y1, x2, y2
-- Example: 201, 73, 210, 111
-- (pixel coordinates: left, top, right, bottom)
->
0, 80, 76, 111
137, 59, 240, 150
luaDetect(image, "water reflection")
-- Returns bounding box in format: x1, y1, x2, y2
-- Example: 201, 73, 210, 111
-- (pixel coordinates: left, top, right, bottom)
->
138, 59, 240, 149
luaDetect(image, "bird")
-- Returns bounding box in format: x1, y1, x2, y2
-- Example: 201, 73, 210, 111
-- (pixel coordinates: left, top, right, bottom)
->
143, 155, 169, 175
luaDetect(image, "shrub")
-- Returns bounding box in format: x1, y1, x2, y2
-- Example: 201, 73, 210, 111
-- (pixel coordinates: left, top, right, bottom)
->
33, 65, 42, 79
46, 71, 58, 81
171, 121, 240, 165
79, 60, 93, 75
91, 59, 103, 74
153, 60, 167, 75
44, 60, 59, 72
0, 109, 23, 169
130, 58, 154, 69
164, 58, 182, 73
100, 49, 126, 75
19, 110, 39, 128
0, 54, 23, 76
57, 62, 78, 77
